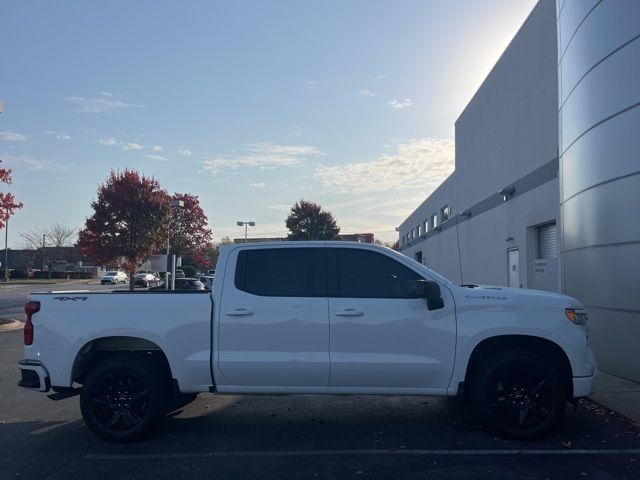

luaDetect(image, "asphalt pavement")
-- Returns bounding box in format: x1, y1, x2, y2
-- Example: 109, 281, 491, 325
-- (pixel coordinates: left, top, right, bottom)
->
1, 329, 640, 479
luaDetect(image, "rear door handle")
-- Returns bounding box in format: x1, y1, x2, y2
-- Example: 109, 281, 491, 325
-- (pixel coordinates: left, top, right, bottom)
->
334, 309, 364, 317
226, 308, 254, 316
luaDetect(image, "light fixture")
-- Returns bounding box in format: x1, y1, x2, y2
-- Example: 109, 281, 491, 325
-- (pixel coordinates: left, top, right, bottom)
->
460, 209, 472, 217
505, 236, 514, 242
498, 186, 515, 202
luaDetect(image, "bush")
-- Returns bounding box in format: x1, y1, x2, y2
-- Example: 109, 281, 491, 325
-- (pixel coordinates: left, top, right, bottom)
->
181, 265, 197, 278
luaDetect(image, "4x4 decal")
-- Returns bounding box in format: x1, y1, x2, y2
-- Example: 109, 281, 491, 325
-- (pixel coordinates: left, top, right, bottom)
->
52, 296, 88, 301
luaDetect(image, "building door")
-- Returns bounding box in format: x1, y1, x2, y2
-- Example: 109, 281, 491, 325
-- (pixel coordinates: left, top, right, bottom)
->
508, 248, 520, 288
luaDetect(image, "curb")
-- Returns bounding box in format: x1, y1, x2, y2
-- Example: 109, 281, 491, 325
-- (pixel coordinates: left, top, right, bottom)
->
0, 319, 23, 332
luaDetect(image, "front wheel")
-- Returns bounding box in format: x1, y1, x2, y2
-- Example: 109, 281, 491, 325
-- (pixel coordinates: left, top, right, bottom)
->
469, 350, 566, 440
80, 355, 167, 442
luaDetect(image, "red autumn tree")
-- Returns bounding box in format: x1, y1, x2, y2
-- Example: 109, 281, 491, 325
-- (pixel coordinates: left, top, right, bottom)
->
77, 169, 170, 290
286, 199, 340, 241
0, 160, 24, 229
169, 193, 213, 266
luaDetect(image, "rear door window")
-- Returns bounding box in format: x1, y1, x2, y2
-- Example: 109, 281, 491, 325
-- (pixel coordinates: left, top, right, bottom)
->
235, 248, 326, 297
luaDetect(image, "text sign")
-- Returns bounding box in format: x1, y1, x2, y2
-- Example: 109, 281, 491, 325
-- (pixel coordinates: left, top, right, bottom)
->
150, 254, 168, 272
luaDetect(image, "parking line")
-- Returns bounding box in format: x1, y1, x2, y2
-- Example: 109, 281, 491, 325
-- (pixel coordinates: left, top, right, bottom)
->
84, 448, 640, 460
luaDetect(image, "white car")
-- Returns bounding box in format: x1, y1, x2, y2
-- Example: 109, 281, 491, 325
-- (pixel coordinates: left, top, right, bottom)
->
198, 275, 214, 289
99, 271, 128, 285
18, 242, 595, 442
134, 272, 160, 288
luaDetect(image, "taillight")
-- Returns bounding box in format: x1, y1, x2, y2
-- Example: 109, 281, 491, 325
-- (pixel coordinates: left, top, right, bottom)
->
24, 301, 40, 346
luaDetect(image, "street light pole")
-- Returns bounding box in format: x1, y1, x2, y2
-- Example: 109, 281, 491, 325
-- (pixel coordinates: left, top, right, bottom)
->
4, 209, 8, 282
236, 221, 256, 243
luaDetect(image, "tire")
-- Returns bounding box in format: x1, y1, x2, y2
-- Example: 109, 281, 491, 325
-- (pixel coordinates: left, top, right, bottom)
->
80, 354, 169, 442
469, 350, 566, 440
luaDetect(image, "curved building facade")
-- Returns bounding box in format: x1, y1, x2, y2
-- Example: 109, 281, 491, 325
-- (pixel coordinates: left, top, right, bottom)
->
557, 0, 640, 381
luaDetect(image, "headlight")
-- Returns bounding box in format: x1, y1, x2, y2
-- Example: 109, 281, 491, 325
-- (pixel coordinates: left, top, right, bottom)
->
565, 308, 588, 327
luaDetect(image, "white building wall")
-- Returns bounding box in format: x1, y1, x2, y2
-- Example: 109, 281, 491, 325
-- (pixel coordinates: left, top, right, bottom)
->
399, 0, 559, 292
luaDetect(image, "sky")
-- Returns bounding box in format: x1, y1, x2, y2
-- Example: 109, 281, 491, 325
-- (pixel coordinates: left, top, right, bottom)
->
0, 0, 537, 247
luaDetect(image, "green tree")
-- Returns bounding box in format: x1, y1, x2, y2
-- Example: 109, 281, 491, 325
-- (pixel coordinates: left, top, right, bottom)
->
285, 199, 340, 241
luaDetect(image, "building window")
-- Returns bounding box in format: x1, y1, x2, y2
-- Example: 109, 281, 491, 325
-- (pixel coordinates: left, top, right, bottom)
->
417, 224, 422, 236
422, 220, 428, 233
431, 213, 439, 229
441, 205, 451, 222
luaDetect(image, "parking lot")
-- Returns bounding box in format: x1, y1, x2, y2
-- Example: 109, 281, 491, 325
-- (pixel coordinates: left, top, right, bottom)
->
0, 328, 638, 479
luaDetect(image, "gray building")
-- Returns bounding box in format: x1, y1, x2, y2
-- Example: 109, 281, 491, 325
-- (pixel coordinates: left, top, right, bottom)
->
399, 0, 640, 382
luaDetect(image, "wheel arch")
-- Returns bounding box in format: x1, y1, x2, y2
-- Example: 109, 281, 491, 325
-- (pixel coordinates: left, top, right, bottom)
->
463, 334, 574, 399
71, 336, 173, 386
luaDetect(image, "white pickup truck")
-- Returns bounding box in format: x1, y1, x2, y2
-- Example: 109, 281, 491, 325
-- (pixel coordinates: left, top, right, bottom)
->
17, 242, 596, 442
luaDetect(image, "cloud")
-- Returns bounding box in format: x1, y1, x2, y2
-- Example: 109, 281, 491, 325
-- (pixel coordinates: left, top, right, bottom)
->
122, 142, 142, 151
201, 142, 324, 174
177, 147, 193, 156
45, 131, 73, 140
358, 89, 378, 97
147, 154, 169, 161
249, 182, 265, 188
98, 137, 118, 146
314, 138, 454, 193
0, 131, 28, 141
150, 145, 163, 152
2, 154, 73, 171
67, 92, 142, 113
374, 74, 385, 80
388, 98, 413, 109
99, 137, 144, 151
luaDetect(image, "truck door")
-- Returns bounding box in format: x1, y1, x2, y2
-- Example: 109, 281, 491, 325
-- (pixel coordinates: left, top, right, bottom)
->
327, 247, 456, 391
218, 246, 330, 388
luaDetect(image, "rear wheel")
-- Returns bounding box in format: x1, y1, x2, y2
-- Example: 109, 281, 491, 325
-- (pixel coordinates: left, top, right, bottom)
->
469, 350, 566, 440
80, 355, 168, 442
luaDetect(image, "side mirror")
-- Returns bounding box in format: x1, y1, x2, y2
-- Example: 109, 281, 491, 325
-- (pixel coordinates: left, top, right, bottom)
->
416, 279, 445, 311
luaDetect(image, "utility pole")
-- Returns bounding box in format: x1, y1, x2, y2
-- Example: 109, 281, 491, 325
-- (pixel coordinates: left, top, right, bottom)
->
42, 233, 46, 271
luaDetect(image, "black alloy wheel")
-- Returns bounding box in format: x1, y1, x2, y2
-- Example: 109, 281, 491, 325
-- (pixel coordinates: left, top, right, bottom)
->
89, 371, 149, 431
80, 354, 167, 442
488, 365, 553, 430
470, 350, 566, 439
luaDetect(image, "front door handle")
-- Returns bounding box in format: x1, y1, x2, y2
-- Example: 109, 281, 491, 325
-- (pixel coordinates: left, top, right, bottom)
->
334, 309, 364, 317
226, 308, 254, 316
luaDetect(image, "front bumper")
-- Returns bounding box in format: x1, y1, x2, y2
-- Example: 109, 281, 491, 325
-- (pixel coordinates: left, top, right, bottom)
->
572, 346, 597, 398
18, 360, 51, 392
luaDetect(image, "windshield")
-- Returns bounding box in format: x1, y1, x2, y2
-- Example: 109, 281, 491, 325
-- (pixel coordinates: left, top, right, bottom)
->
105, 272, 116, 276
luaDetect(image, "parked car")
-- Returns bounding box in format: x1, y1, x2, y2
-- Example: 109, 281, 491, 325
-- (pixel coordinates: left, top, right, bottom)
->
174, 269, 185, 279
99, 271, 127, 285
133, 272, 160, 288
27, 269, 41, 278
148, 277, 205, 291
18, 242, 595, 442
207, 270, 215, 276
198, 276, 214, 289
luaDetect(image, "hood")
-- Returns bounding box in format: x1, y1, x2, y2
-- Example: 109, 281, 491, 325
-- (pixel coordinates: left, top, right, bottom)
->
457, 284, 582, 308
